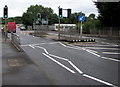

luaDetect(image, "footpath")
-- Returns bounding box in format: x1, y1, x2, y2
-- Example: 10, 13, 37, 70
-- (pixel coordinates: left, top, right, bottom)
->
2, 35, 52, 85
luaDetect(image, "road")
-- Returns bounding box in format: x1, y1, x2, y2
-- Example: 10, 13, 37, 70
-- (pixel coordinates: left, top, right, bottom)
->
11, 29, 119, 86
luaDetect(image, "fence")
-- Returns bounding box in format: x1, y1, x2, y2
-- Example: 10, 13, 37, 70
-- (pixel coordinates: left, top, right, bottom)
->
33, 25, 120, 41
11, 33, 21, 51
33, 25, 49, 37
89, 27, 120, 40
33, 25, 81, 40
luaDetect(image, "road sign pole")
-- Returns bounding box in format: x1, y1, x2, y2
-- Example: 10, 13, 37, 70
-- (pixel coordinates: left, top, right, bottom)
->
78, 15, 85, 39
80, 21, 83, 39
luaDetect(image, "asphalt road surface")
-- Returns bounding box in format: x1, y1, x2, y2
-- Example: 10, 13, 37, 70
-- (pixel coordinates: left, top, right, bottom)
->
13, 29, 119, 86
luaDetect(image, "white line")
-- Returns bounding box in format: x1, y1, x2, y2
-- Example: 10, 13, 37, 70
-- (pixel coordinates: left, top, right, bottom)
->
106, 43, 110, 44
59, 42, 83, 50
85, 47, 119, 50
27, 44, 119, 86
35, 46, 49, 54
83, 74, 115, 86
29, 45, 35, 49
86, 50, 101, 57
86, 49, 98, 53
48, 54, 69, 61
68, 61, 83, 74
102, 52, 120, 54
42, 53, 76, 74
112, 45, 118, 46
20, 43, 46, 46
59, 42, 67, 47
49, 42, 60, 44
101, 42, 106, 44
101, 57, 120, 62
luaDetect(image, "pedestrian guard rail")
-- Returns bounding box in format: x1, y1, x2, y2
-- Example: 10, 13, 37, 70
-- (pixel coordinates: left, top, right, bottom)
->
11, 33, 21, 51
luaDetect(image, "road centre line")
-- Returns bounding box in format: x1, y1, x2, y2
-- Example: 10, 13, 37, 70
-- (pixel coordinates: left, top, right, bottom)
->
42, 53, 76, 74
83, 74, 117, 87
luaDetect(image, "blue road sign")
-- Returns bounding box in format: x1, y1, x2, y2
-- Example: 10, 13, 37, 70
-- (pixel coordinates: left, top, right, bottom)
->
78, 15, 85, 22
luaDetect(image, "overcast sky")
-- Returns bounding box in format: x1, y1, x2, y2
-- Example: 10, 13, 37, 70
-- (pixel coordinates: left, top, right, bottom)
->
0, 0, 99, 17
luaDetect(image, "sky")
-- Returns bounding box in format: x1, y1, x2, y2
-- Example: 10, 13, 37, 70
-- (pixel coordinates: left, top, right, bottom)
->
0, 0, 99, 17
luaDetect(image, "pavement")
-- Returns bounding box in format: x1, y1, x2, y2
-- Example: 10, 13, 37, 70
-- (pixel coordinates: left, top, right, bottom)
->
2, 37, 52, 85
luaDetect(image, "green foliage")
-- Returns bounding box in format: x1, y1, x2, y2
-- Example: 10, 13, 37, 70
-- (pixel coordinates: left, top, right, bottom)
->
1, 17, 22, 24
22, 5, 58, 26
95, 2, 120, 27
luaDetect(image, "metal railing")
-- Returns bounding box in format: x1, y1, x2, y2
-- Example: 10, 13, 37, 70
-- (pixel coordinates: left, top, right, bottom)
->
11, 33, 21, 51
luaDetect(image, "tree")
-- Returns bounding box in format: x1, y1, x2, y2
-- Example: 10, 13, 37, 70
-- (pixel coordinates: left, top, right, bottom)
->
95, 2, 120, 27
22, 12, 33, 27
22, 5, 58, 26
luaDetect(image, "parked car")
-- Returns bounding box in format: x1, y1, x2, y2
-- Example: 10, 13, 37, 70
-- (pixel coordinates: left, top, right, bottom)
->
20, 27, 26, 31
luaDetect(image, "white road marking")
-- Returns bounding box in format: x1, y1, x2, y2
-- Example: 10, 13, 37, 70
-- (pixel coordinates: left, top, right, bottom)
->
102, 52, 120, 54
112, 45, 119, 46
21, 42, 60, 46
86, 50, 101, 57
29, 45, 83, 74
35, 46, 49, 54
27, 44, 118, 86
59, 43, 120, 62
48, 54, 69, 61
86, 49, 98, 53
101, 42, 106, 44
85, 47, 119, 50
29, 45, 35, 49
83, 74, 116, 87
68, 61, 83, 74
49, 42, 60, 44
59, 42, 83, 50
43, 53, 76, 74
101, 57, 120, 62
59, 42, 67, 47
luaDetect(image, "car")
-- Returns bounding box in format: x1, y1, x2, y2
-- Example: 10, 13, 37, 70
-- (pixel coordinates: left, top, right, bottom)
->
20, 27, 26, 31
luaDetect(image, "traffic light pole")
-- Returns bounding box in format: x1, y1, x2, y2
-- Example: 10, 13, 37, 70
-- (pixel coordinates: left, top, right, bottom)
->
5, 19, 7, 42
58, 6, 61, 40
58, 17, 60, 40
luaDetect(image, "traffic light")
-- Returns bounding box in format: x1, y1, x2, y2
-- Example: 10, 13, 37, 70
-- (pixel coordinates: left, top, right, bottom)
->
37, 13, 41, 20
4, 5, 8, 18
67, 9, 71, 18
59, 8, 62, 17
